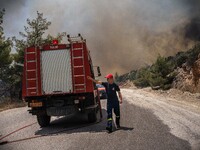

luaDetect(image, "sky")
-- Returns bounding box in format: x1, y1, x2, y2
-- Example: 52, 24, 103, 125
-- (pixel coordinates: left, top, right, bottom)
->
1, 0, 200, 76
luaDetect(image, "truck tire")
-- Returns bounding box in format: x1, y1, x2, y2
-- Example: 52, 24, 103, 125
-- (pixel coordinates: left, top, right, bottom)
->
88, 111, 97, 123
37, 115, 51, 127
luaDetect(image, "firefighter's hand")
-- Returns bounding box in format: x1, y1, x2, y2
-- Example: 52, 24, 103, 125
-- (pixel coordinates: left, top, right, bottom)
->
119, 100, 123, 104
87, 76, 93, 80
118, 92, 122, 104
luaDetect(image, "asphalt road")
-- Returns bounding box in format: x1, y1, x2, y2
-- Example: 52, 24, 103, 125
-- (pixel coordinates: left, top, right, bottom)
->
0, 88, 200, 150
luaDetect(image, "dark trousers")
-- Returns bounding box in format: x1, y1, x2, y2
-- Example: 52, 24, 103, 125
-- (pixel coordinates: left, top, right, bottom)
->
107, 100, 120, 128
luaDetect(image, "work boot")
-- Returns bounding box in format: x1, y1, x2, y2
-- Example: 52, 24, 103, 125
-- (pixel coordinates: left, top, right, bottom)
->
116, 124, 121, 129
116, 117, 120, 129
106, 126, 112, 133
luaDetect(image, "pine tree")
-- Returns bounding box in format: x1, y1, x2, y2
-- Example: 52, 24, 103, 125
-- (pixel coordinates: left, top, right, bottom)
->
0, 9, 14, 99
0, 9, 12, 83
115, 72, 119, 83
13, 11, 66, 64
19, 11, 51, 46
12, 11, 66, 99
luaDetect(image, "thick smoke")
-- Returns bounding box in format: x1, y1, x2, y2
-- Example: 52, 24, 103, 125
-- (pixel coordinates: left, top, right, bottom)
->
182, 0, 200, 41
0, 0, 25, 9
185, 18, 200, 41
0, 0, 27, 38
1, 0, 200, 75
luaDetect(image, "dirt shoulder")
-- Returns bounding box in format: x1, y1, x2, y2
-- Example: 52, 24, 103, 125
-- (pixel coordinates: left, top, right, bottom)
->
125, 86, 200, 112
0, 99, 26, 112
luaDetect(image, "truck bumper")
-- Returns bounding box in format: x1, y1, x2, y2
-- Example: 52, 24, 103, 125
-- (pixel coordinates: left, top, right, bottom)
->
29, 104, 98, 116
46, 106, 78, 116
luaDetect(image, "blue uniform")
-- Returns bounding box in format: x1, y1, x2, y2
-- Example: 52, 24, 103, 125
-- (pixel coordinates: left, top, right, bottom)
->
102, 82, 120, 128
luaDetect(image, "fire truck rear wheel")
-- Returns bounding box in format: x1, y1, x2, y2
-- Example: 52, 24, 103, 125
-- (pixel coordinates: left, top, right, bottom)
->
88, 110, 97, 123
37, 115, 51, 127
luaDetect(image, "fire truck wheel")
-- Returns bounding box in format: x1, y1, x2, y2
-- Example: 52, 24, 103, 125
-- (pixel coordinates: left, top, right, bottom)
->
88, 110, 97, 123
37, 115, 51, 127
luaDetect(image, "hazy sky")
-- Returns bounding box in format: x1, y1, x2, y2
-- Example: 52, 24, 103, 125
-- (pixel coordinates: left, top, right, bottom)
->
1, 0, 200, 76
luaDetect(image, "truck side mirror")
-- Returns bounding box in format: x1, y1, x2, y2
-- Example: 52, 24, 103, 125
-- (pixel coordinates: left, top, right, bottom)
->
97, 66, 101, 76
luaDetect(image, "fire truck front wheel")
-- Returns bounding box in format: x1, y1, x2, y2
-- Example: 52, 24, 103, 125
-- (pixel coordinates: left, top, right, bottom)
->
37, 114, 51, 127
88, 110, 97, 123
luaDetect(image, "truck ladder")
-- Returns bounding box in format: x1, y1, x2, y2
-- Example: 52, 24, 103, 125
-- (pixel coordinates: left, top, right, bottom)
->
71, 42, 86, 93
25, 47, 38, 96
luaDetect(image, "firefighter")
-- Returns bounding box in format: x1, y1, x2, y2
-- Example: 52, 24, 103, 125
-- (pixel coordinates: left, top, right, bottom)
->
87, 74, 122, 133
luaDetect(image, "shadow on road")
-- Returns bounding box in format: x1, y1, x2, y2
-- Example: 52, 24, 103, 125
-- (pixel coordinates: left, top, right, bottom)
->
116, 126, 134, 131
35, 109, 107, 135
35, 107, 134, 136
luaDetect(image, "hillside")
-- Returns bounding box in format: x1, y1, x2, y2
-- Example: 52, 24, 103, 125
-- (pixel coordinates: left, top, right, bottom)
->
117, 43, 200, 93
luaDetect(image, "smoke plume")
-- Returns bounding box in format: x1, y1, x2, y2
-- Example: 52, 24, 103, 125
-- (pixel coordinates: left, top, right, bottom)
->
182, 0, 200, 41
1, 0, 200, 75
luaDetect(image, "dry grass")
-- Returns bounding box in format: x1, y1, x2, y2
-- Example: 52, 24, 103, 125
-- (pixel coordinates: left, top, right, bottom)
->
0, 98, 27, 112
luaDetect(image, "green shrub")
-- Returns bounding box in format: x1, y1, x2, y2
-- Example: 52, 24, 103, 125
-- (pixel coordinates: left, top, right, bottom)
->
118, 43, 200, 90
175, 52, 188, 67
134, 67, 150, 87
133, 55, 175, 89
187, 44, 200, 66
129, 70, 137, 81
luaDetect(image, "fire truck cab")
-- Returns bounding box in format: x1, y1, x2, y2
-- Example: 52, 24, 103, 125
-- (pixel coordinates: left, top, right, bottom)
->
22, 34, 102, 127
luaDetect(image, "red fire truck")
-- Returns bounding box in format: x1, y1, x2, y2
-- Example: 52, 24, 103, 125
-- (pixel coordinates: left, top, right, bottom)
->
22, 34, 102, 127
